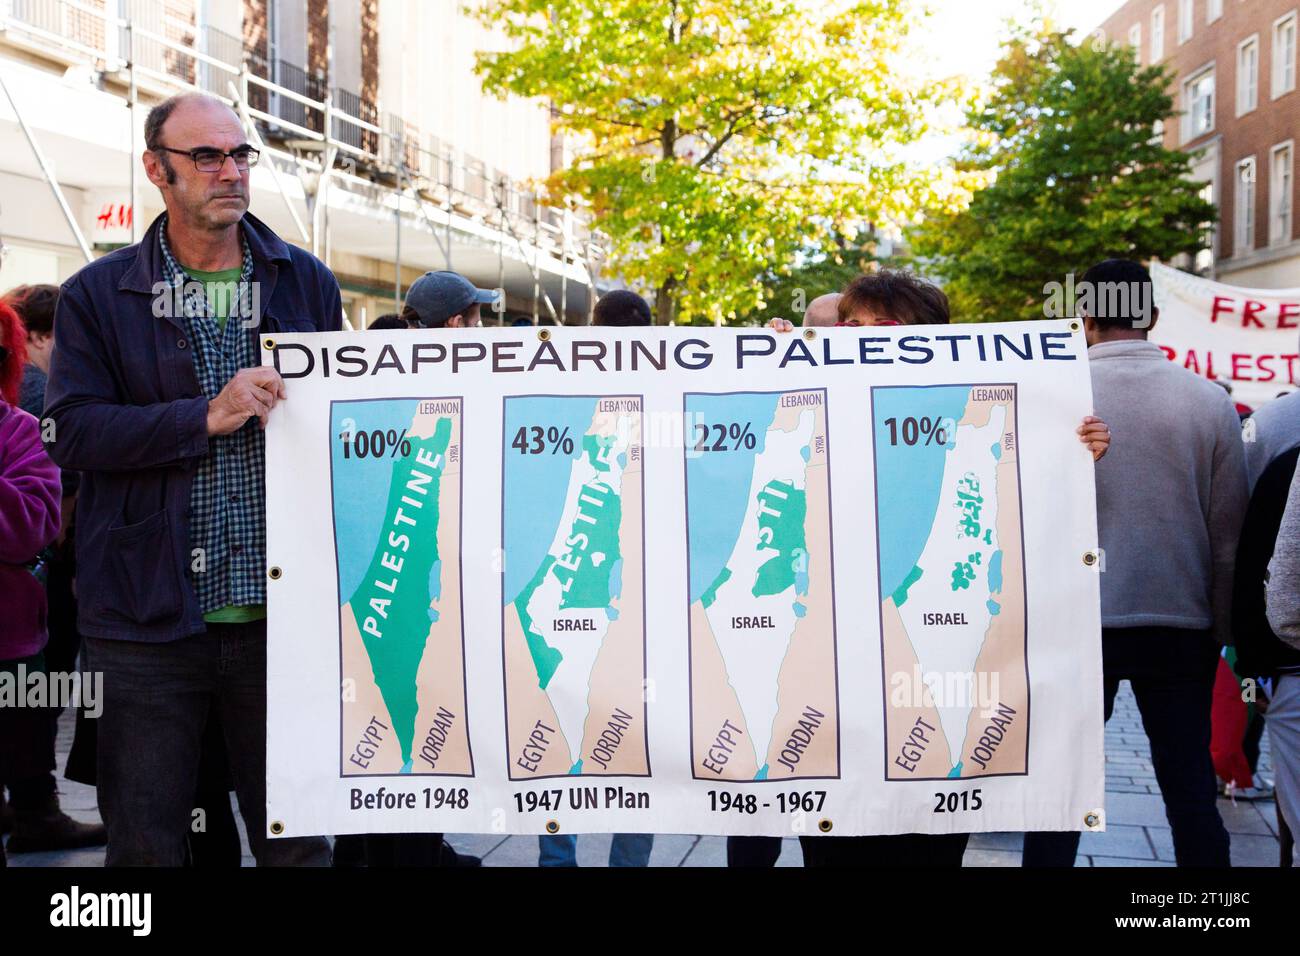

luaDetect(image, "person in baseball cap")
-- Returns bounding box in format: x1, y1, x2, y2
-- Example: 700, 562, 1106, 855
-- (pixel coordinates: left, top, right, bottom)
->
400, 271, 498, 328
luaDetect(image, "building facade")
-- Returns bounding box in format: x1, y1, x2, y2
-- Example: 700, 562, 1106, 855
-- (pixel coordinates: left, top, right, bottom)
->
1097, 0, 1300, 287
0, 0, 603, 324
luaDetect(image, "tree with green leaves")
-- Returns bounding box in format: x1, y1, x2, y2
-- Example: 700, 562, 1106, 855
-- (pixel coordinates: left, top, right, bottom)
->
473, 0, 976, 325
911, 26, 1217, 324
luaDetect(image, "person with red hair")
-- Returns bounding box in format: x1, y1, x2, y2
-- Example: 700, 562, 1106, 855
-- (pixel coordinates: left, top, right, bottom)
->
0, 299, 26, 405
0, 299, 61, 867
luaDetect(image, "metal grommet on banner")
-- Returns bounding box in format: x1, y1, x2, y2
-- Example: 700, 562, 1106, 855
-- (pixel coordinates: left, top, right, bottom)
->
1084, 810, 1103, 830
545, 820, 560, 834
1082, 550, 1099, 567
268, 566, 283, 580
818, 818, 833, 833
803, 328, 816, 341
269, 820, 285, 835
538, 328, 551, 342
1069, 321, 1081, 332
264, 338, 276, 351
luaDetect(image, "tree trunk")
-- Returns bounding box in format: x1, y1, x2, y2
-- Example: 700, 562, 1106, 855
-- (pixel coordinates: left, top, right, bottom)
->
650, 277, 681, 325
656, 118, 678, 325
655, 276, 677, 325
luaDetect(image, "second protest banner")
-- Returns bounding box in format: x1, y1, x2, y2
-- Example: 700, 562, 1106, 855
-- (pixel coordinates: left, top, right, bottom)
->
263, 320, 1104, 840
1151, 261, 1300, 409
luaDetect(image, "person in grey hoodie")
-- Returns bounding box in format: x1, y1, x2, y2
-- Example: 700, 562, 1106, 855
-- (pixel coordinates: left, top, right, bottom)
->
1024, 259, 1248, 867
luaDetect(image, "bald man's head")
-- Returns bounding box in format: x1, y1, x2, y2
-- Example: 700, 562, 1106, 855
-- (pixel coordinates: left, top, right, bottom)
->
803, 293, 841, 328
144, 93, 242, 164
142, 92, 251, 230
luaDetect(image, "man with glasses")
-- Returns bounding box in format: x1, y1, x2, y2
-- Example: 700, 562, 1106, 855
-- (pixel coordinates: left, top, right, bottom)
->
44, 92, 339, 865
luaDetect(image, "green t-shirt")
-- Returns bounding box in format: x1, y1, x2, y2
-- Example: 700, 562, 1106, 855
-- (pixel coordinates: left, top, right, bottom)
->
184, 265, 266, 624
204, 604, 265, 623
186, 266, 243, 331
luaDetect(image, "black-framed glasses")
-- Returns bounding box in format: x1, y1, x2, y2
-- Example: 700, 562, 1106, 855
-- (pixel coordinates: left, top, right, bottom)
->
155, 145, 260, 173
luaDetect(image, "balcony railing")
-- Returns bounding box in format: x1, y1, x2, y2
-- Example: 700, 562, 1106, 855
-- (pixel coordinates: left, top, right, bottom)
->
333, 86, 378, 152
0, 0, 605, 267
242, 50, 322, 131
196, 25, 242, 96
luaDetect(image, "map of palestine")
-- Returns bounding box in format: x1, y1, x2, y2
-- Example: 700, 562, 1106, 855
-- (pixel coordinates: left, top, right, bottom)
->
332, 398, 473, 777
873, 384, 1029, 781
502, 395, 650, 780
686, 390, 840, 782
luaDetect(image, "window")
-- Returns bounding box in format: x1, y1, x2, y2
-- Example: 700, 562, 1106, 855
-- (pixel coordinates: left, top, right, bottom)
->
1192, 152, 1217, 275
1182, 67, 1215, 141
1208, 0, 1223, 24
1272, 143, 1295, 245
1179, 0, 1194, 44
1238, 36, 1259, 115
1236, 157, 1257, 255
1275, 13, 1298, 97
1129, 23, 1142, 59
1151, 6, 1165, 61
1195, 179, 1217, 274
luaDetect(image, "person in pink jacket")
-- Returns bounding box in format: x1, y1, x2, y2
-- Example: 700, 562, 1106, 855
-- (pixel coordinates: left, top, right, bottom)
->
0, 396, 58, 655
0, 299, 61, 867
0, 301, 57, 662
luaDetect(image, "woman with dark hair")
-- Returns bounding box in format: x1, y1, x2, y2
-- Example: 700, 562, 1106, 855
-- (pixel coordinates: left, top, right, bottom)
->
3, 283, 59, 418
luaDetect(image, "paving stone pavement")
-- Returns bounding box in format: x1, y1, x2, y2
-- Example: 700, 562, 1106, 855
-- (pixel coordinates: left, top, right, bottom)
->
6, 682, 1289, 867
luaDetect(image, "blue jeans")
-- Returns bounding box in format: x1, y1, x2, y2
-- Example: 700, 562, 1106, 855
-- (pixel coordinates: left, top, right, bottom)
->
84, 622, 331, 866
538, 832, 654, 867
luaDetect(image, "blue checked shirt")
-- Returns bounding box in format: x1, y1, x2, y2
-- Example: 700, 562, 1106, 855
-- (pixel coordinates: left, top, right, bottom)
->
158, 218, 266, 615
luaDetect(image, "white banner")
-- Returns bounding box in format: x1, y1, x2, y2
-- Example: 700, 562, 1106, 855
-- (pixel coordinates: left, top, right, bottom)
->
263, 321, 1104, 840
1151, 261, 1300, 409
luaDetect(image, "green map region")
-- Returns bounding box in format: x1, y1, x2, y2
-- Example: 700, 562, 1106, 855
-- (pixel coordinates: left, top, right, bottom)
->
348, 418, 452, 771
514, 433, 624, 690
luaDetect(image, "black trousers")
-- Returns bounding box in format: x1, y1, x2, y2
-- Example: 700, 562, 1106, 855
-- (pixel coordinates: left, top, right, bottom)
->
83, 623, 330, 866
0, 653, 56, 787
1024, 626, 1229, 867
186, 713, 242, 867
1, 545, 78, 799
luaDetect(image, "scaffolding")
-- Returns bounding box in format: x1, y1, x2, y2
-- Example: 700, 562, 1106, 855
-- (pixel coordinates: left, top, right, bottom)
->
0, 0, 608, 323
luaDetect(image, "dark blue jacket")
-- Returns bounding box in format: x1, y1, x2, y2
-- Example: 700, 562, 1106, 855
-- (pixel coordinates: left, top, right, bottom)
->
44, 212, 342, 641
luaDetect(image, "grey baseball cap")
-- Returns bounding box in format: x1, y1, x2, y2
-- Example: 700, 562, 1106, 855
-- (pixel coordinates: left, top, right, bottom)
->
404, 271, 498, 327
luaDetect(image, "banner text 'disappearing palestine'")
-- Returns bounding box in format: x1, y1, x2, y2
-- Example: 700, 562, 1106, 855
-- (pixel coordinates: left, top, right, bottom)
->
264, 321, 1104, 838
